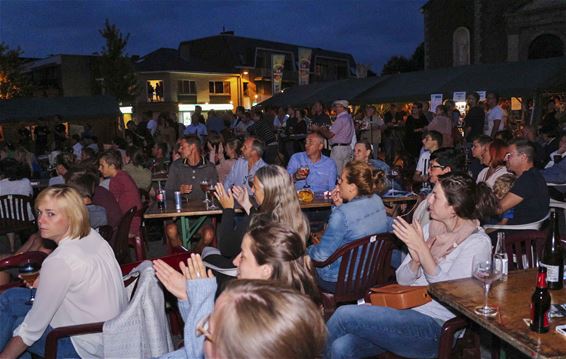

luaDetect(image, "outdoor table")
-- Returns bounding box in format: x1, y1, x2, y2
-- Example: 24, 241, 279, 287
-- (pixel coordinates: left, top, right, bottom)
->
429, 269, 566, 359
144, 194, 418, 248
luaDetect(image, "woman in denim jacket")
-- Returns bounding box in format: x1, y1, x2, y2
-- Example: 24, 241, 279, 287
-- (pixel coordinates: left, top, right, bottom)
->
307, 160, 391, 293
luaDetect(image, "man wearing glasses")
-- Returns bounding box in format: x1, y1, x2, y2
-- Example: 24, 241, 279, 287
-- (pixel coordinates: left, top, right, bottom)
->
499, 139, 549, 224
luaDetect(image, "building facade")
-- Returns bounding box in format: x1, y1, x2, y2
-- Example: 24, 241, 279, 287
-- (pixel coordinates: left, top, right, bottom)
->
422, 0, 566, 69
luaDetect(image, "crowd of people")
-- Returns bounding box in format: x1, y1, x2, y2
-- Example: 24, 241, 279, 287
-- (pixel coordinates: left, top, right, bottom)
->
0, 93, 564, 358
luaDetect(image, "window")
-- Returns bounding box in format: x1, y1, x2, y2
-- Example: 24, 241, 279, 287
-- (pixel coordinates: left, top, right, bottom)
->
178, 80, 197, 94
209, 81, 231, 95
528, 34, 564, 60
453, 27, 470, 66
147, 80, 164, 102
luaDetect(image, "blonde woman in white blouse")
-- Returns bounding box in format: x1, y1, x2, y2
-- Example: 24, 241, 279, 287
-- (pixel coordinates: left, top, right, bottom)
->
0, 185, 126, 359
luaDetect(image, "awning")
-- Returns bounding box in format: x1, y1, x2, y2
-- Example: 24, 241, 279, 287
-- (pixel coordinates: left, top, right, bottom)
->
0, 95, 121, 123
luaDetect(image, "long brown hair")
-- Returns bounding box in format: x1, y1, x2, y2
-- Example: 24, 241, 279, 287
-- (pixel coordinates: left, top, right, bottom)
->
248, 222, 321, 305
252, 165, 309, 241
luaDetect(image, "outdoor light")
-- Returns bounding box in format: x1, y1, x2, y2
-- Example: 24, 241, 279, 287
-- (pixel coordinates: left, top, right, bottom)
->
243, 71, 249, 75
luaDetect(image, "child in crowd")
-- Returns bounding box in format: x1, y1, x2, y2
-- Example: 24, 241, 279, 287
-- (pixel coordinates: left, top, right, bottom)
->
493, 173, 517, 226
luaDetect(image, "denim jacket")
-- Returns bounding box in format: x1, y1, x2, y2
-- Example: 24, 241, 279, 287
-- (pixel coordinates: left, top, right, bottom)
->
307, 194, 391, 282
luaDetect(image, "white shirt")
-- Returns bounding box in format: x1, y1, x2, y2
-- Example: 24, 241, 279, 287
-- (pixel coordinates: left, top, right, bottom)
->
476, 166, 510, 189
14, 230, 127, 358
484, 105, 504, 135
396, 224, 491, 323
416, 150, 431, 175
72, 142, 83, 161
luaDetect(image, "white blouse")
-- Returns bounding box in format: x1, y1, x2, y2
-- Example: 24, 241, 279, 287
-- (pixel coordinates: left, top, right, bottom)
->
14, 230, 127, 358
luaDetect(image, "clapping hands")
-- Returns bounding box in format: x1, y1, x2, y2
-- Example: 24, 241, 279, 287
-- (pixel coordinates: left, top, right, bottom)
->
153, 253, 214, 301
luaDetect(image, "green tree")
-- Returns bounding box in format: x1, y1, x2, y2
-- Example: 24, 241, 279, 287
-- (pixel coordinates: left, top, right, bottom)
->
0, 42, 32, 100
97, 20, 139, 104
381, 42, 424, 75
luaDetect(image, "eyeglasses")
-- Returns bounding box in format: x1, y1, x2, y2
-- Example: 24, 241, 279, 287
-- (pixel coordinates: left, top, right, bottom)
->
196, 313, 214, 343
429, 164, 446, 170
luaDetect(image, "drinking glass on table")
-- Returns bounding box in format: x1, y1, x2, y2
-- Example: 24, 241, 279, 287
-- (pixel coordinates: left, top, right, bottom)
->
387, 168, 399, 196
472, 255, 502, 316
200, 180, 211, 205
180, 184, 192, 203
207, 180, 218, 210
19, 260, 41, 305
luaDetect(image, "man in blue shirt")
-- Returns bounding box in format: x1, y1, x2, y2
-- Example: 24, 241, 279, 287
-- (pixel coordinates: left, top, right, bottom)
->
287, 132, 337, 193
224, 136, 267, 191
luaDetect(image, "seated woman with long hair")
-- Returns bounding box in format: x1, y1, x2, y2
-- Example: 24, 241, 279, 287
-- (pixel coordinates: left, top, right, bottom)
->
207, 164, 309, 268
307, 160, 391, 293
0, 186, 126, 358
154, 222, 321, 358
325, 173, 497, 359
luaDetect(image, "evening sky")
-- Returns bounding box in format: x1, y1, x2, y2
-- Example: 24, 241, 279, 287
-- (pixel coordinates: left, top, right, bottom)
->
0, 0, 424, 73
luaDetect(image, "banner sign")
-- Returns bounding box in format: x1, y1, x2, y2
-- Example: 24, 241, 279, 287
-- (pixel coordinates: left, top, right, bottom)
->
298, 48, 312, 86
453, 91, 466, 102
476, 91, 486, 102
430, 94, 443, 113
272, 54, 285, 94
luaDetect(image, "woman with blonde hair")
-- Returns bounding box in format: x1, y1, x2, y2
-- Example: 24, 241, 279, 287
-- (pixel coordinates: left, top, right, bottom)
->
307, 160, 391, 293
0, 185, 126, 358
153, 222, 324, 359
210, 165, 308, 267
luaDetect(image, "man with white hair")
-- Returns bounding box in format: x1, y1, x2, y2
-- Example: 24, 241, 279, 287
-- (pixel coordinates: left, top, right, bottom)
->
314, 100, 355, 173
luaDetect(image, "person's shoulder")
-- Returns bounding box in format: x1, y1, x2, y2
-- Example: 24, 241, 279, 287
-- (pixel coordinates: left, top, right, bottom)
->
289, 152, 306, 161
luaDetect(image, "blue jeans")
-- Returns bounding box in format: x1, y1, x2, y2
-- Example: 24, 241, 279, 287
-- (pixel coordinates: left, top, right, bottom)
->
326, 304, 442, 359
0, 288, 79, 358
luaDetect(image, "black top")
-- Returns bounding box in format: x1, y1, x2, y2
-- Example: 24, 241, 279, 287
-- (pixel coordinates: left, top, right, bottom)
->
509, 167, 550, 225
217, 207, 256, 258
249, 117, 276, 144
311, 113, 331, 126
463, 106, 485, 142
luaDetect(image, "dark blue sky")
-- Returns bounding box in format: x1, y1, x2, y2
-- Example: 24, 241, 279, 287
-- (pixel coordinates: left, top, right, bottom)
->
0, 0, 425, 73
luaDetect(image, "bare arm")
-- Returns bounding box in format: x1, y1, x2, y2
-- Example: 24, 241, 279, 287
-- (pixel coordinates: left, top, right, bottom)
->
490, 120, 501, 138
1, 336, 28, 359
498, 192, 523, 215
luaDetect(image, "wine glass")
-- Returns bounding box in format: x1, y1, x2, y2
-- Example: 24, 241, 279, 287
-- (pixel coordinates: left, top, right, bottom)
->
200, 180, 210, 205
387, 168, 399, 196
207, 180, 218, 210
19, 260, 41, 305
472, 255, 502, 316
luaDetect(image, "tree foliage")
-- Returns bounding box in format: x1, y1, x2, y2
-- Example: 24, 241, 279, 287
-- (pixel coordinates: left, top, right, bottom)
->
97, 19, 139, 104
381, 42, 424, 76
0, 42, 32, 100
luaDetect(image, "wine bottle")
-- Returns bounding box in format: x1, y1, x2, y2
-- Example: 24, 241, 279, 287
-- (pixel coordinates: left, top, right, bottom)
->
494, 232, 508, 277
530, 266, 551, 333
540, 210, 564, 290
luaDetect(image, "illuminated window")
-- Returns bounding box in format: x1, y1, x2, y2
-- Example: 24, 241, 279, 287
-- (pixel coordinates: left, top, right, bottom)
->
147, 80, 164, 102
178, 80, 197, 94
209, 81, 231, 95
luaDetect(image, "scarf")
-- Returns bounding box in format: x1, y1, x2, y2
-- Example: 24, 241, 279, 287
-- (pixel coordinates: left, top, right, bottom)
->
427, 218, 480, 262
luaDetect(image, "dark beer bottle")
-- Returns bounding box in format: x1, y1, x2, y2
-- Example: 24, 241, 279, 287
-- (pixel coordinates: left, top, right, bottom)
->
540, 210, 564, 290
530, 266, 551, 333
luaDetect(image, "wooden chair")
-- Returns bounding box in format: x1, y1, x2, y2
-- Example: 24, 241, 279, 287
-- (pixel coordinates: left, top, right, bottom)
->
0, 251, 48, 292
44, 253, 194, 358
110, 207, 136, 264
97, 225, 114, 243
312, 233, 395, 319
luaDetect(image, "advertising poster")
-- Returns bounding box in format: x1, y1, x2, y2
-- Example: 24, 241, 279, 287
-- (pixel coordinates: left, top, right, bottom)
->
272, 54, 285, 94
430, 94, 443, 113
476, 91, 487, 102
453, 91, 466, 102
298, 48, 312, 86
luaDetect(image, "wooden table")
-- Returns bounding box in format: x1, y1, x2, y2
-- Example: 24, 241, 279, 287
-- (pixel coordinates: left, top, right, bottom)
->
144, 194, 418, 248
429, 270, 566, 359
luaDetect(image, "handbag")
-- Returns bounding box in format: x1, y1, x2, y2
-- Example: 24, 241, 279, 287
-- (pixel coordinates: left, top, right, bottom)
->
369, 284, 431, 309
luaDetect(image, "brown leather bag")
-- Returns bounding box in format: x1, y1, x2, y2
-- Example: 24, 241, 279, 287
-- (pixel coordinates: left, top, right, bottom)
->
369, 284, 431, 309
